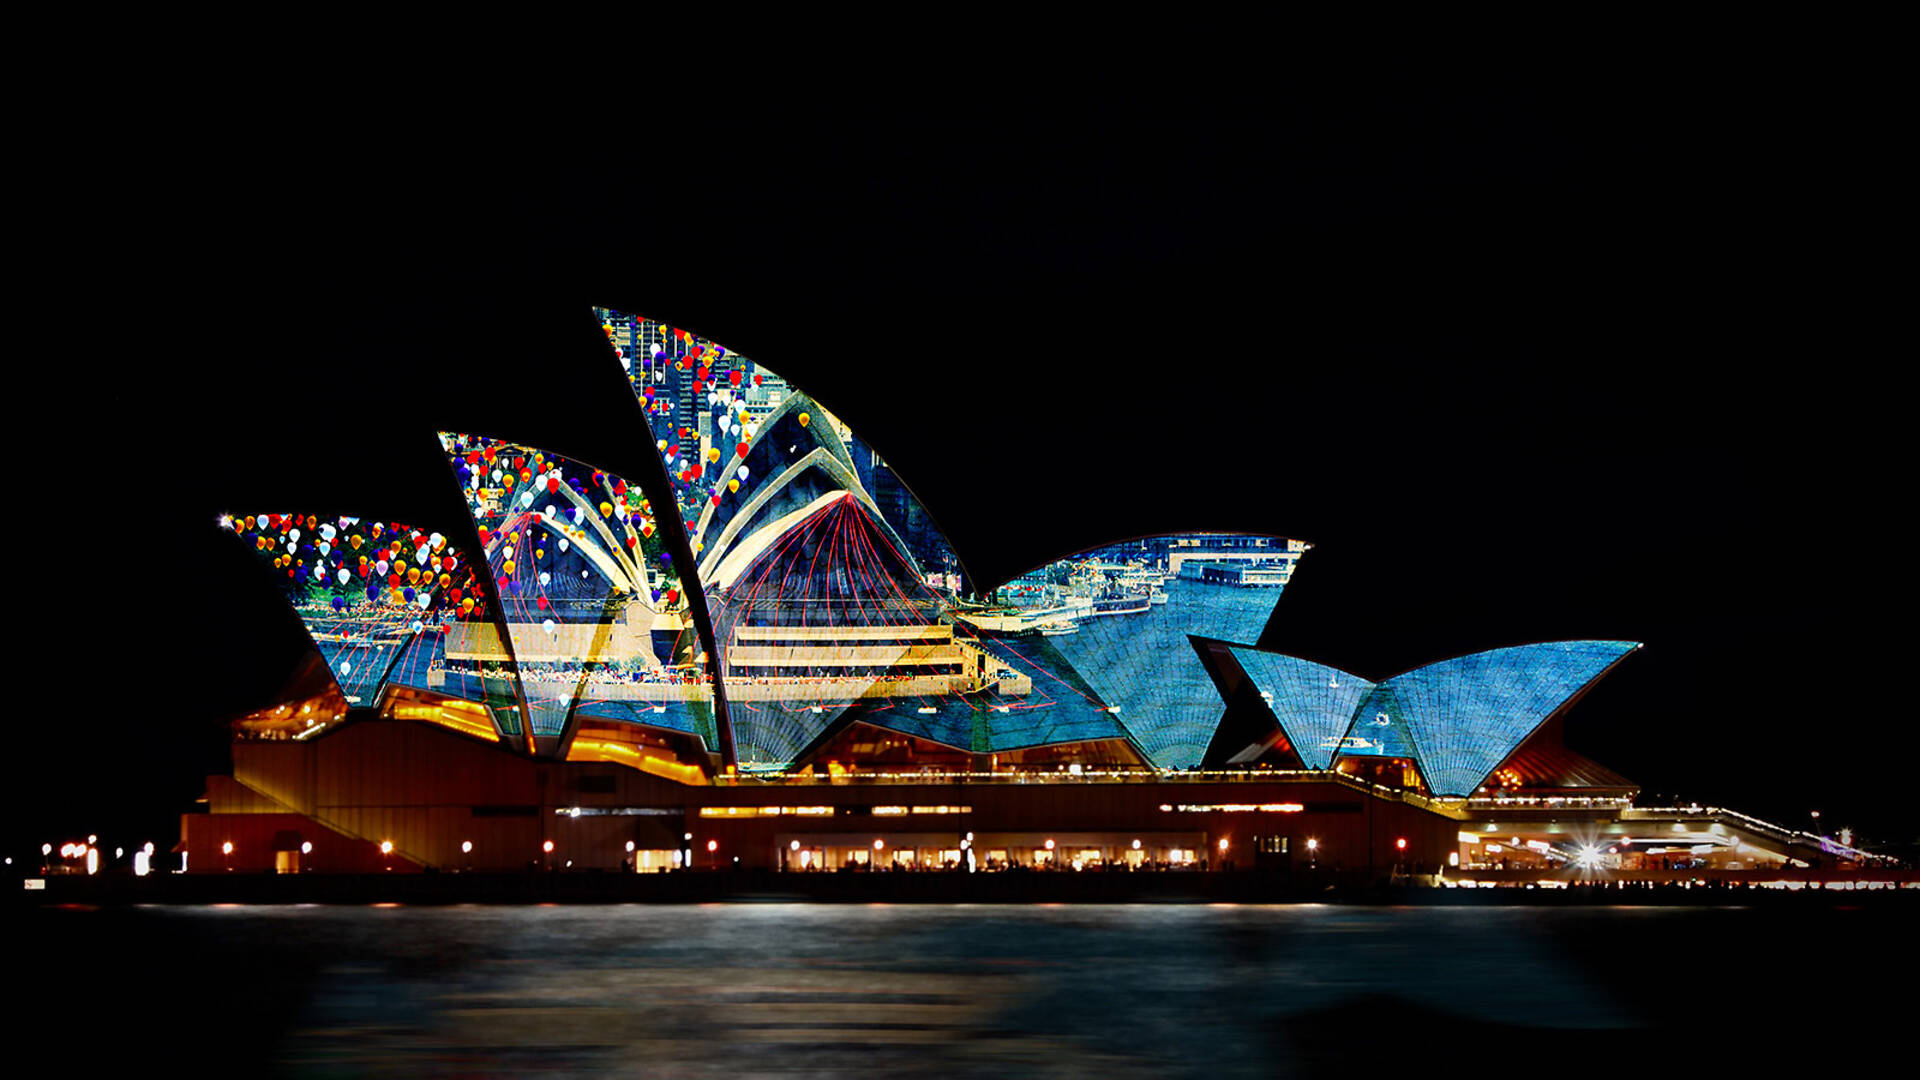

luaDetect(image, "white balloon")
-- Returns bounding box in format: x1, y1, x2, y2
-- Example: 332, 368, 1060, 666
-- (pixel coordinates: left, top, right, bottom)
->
376, 559, 389, 575
341, 661, 352, 676
572, 508, 584, 524
557, 539, 569, 553
492, 470, 503, 482
738, 466, 750, 480
542, 618, 556, 635
320, 524, 336, 541
286, 542, 297, 554
539, 572, 551, 586
337, 568, 350, 584
417, 547, 430, 565
318, 541, 330, 557
288, 528, 301, 542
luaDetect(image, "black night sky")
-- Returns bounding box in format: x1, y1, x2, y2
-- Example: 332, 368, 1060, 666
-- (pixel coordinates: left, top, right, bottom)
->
14, 81, 1907, 856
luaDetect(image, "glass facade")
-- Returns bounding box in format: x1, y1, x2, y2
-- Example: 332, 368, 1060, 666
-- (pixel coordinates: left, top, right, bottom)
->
438, 433, 716, 754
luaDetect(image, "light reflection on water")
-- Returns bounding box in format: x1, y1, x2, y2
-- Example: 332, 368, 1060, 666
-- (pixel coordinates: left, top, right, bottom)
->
36, 903, 1909, 1077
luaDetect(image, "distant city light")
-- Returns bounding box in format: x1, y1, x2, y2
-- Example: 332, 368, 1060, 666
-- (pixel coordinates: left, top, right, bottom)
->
380, 840, 394, 855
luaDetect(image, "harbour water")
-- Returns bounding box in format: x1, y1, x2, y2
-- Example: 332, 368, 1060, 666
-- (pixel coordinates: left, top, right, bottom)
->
17, 902, 1906, 1076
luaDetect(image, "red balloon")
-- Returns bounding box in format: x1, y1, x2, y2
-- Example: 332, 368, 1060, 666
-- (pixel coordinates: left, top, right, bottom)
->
728, 370, 742, 386
546, 477, 561, 494
736, 441, 750, 457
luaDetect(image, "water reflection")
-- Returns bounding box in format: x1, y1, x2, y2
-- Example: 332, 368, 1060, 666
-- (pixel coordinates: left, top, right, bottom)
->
22, 903, 1908, 1077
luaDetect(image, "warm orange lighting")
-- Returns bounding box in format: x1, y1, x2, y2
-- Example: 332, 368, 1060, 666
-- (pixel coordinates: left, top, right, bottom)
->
389, 699, 497, 741
707, 839, 718, 853
873, 839, 885, 851
1218, 838, 1230, 853
566, 739, 708, 785
1043, 839, 1055, 851
380, 840, 394, 855
543, 840, 555, 853
1396, 837, 1407, 851
221, 841, 233, 856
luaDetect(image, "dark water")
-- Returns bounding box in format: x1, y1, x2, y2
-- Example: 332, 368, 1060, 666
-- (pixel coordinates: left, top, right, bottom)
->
15, 903, 1910, 1077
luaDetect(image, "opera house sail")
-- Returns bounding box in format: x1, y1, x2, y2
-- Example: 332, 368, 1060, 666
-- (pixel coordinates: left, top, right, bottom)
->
172, 305, 1883, 884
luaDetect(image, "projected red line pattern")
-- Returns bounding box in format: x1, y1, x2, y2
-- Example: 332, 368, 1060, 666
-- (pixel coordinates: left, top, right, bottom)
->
714, 493, 1040, 762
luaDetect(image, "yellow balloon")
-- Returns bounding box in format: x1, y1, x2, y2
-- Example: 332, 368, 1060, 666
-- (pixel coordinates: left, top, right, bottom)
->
798, 412, 810, 427
503, 559, 516, 576
728, 479, 740, 493
535, 548, 545, 561
600, 502, 614, 517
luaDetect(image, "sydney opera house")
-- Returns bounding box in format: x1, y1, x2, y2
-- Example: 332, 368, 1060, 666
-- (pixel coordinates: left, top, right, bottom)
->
180, 308, 1881, 885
